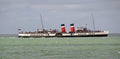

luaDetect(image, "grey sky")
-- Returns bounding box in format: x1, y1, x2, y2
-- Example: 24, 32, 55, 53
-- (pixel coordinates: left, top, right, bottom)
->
0, 0, 120, 34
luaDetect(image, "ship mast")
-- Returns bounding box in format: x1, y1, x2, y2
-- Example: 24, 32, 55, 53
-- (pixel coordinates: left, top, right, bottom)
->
91, 13, 95, 34
40, 14, 44, 33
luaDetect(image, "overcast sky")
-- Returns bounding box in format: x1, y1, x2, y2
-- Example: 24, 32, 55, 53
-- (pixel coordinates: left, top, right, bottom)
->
0, 0, 120, 34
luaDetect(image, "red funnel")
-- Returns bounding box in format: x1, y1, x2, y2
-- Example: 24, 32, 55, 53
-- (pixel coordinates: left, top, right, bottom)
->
61, 24, 66, 33
70, 24, 75, 33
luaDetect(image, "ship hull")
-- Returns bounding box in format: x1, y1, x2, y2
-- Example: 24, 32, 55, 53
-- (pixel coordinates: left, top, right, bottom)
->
18, 31, 109, 38
18, 34, 108, 38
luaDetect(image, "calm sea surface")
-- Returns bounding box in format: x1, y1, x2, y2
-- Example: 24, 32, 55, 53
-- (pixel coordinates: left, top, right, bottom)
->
0, 33, 120, 59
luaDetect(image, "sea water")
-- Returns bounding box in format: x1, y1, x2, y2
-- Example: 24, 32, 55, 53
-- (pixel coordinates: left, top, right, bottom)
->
0, 34, 120, 59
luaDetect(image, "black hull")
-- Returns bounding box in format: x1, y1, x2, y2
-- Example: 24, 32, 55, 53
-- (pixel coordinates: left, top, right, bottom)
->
18, 34, 108, 38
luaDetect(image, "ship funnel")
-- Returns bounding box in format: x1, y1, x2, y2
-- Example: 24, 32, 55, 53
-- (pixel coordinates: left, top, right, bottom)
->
61, 24, 66, 33
70, 24, 75, 33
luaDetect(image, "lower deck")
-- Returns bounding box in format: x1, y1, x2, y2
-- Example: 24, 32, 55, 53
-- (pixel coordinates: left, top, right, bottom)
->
18, 32, 108, 38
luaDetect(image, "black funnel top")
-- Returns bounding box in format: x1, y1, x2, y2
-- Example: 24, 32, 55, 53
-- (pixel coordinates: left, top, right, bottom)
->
61, 24, 65, 26
70, 24, 74, 26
